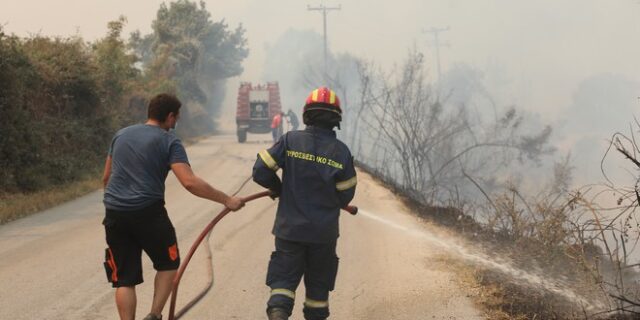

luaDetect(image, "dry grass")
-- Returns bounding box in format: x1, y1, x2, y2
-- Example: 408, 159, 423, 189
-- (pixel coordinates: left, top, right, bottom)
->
434, 255, 509, 319
0, 176, 101, 224
439, 256, 581, 320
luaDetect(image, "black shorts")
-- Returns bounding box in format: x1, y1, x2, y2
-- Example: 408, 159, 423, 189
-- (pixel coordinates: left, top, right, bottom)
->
103, 200, 180, 288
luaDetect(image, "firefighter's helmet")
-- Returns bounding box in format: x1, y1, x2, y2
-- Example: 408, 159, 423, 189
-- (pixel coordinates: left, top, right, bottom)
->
302, 87, 342, 129
303, 87, 342, 116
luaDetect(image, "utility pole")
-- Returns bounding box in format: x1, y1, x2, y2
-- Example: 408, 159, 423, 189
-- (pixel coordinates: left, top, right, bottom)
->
423, 26, 450, 81
307, 3, 341, 77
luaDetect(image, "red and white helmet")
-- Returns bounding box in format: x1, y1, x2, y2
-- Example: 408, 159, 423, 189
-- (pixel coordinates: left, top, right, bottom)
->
303, 87, 342, 117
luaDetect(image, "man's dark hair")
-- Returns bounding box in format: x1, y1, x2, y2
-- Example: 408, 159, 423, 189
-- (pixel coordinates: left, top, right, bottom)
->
148, 94, 182, 121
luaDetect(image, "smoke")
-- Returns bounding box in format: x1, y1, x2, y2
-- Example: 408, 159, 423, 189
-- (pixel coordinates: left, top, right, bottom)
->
6, 0, 640, 156
557, 73, 640, 186
261, 28, 325, 115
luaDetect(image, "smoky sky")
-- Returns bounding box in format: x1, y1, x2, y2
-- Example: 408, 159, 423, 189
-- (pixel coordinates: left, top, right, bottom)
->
3, 0, 640, 134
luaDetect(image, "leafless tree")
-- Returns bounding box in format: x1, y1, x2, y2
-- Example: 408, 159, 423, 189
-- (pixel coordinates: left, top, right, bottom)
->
349, 48, 554, 206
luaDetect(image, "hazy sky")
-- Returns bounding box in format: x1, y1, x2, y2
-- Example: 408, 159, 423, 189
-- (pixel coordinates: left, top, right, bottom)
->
2, 0, 640, 120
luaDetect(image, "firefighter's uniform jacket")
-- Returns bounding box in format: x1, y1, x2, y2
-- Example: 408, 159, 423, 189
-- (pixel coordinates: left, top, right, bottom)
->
253, 125, 357, 319
252, 126, 357, 243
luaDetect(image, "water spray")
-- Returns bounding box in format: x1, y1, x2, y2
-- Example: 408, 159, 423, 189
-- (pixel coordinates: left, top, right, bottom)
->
358, 209, 605, 311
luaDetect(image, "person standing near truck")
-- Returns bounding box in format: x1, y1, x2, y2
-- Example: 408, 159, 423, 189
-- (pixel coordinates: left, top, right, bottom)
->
271, 111, 284, 142
253, 87, 357, 320
286, 109, 299, 131
101, 93, 244, 320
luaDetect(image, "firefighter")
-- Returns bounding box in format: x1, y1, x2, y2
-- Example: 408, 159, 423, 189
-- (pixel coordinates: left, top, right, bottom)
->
286, 109, 299, 131
252, 87, 357, 320
271, 111, 284, 142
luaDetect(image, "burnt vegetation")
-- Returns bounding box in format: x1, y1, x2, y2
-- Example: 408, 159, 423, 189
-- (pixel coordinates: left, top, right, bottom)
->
384, 57, 640, 318
292, 46, 640, 318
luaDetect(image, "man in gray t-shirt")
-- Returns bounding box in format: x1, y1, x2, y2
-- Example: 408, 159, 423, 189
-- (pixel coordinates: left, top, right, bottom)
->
104, 123, 189, 211
101, 93, 244, 320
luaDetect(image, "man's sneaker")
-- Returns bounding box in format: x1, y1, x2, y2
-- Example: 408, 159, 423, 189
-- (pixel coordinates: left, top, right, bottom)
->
267, 307, 289, 320
142, 313, 162, 320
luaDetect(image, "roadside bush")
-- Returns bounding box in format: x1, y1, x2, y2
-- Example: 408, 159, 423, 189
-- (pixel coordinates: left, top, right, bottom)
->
0, 1, 249, 199
0, 21, 136, 194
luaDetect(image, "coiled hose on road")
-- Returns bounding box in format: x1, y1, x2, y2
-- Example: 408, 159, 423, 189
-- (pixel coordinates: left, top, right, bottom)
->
167, 181, 357, 320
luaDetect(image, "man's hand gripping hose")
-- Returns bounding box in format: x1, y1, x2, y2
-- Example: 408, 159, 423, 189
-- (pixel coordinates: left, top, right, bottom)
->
167, 190, 357, 320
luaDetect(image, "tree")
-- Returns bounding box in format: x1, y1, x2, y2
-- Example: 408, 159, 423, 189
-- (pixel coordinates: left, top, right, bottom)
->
0, 28, 40, 192
93, 16, 140, 124
0, 19, 147, 194
352, 48, 554, 205
131, 0, 249, 136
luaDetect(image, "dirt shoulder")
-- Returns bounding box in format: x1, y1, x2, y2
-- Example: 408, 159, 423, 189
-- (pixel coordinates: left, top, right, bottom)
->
357, 165, 611, 319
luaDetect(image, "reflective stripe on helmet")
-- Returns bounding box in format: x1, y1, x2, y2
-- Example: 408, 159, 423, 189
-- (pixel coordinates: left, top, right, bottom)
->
303, 106, 342, 116
305, 87, 341, 112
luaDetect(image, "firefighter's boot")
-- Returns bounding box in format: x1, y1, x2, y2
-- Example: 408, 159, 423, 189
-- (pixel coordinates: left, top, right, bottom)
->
267, 307, 289, 320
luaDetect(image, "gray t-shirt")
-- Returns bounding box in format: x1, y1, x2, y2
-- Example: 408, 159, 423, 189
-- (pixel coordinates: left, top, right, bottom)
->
103, 124, 189, 211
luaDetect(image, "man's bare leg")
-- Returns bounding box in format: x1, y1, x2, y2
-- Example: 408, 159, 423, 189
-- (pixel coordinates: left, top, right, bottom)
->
149, 270, 177, 317
115, 286, 136, 320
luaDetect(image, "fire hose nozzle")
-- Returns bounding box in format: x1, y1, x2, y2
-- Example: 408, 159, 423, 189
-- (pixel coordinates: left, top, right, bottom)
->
343, 205, 358, 215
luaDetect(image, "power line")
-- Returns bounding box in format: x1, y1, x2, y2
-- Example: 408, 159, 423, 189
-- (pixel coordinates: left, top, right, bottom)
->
307, 3, 341, 77
423, 26, 450, 81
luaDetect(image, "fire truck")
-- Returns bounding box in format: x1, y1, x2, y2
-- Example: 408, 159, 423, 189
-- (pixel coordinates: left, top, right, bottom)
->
235, 82, 282, 143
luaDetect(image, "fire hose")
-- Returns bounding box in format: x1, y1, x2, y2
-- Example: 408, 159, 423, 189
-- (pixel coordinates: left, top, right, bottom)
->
167, 190, 358, 320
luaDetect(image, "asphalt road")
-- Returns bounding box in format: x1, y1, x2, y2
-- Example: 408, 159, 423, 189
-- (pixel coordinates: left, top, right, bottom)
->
0, 133, 483, 320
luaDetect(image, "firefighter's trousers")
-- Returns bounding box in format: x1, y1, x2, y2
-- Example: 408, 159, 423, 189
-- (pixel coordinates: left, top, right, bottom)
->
266, 237, 339, 320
